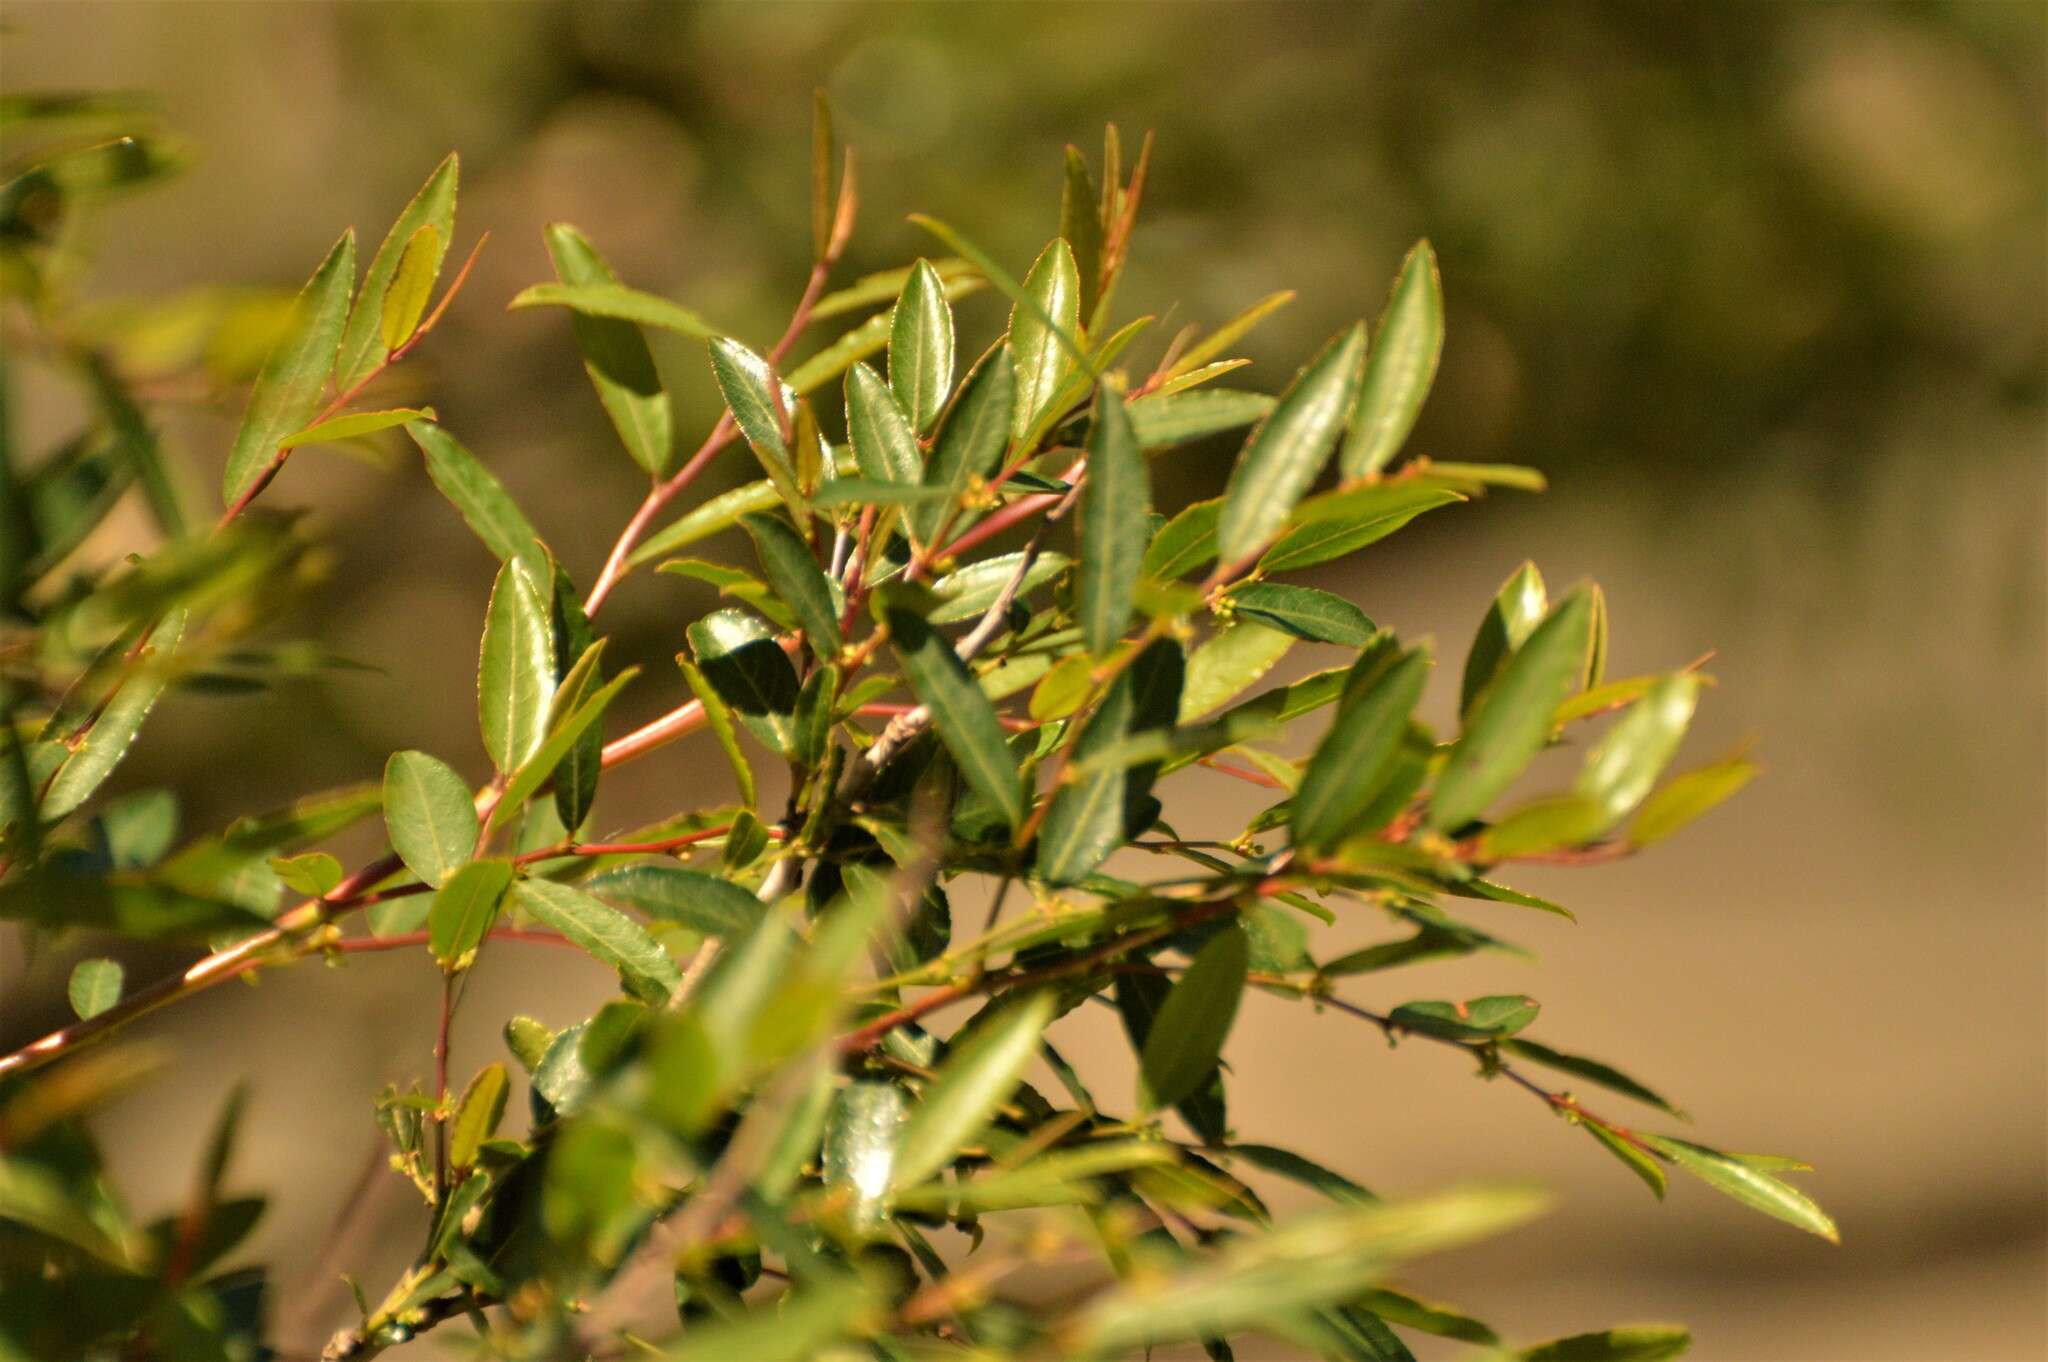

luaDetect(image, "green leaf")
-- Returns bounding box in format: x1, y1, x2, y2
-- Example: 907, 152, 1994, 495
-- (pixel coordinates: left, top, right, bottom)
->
1037, 638, 1182, 885
1259, 482, 1468, 575
628, 449, 856, 567
1430, 587, 1595, 832
1227, 583, 1374, 646
886, 603, 1024, 828
1584, 1122, 1668, 1200
889, 259, 955, 434
844, 361, 922, 486
711, 337, 800, 481
1518, 1325, 1691, 1362
1477, 795, 1607, 859
66, 957, 123, 1020
545, 224, 672, 477
1501, 1038, 1684, 1116
478, 557, 557, 774
43, 612, 184, 820
1180, 620, 1295, 721
405, 421, 548, 580
1077, 387, 1147, 655
221, 229, 357, 506
1140, 923, 1250, 1111
378, 224, 440, 352
513, 878, 682, 1003
928, 550, 1069, 625
584, 864, 764, 939
678, 659, 756, 808
279, 407, 430, 451
428, 858, 513, 971
892, 989, 1055, 1189
506, 281, 718, 339
1293, 644, 1431, 851
1129, 389, 1276, 451
786, 275, 987, 397
1060, 145, 1105, 319
1216, 323, 1368, 566
1631, 752, 1760, 846
0, 871, 265, 940
808, 477, 946, 509
1228, 1143, 1376, 1207
489, 663, 638, 832
267, 851, 343, 897
687, 609, 798, 757
1388, 994, 1541, 1042
1008, 238, 1082, 438
1342, 239, 1444, 479
662, 1274, 873, 1362
1460, 561, 1548, 717
448, 1063, 508, 1171
1144, 497, 1222, 581
1572, 677, 1700, 830
914, 342, 1015, 545
1640, 1135, 1837, 1241
822, 1079, 906, 1225
740, 512, 839, 653
335, 154, 456, 391
383, 750, 478, 888
1171, 290, 1297, 378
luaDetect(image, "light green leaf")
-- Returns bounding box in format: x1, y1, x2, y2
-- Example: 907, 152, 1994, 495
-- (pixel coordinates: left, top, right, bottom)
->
405, 421, 548, 580
1008, 238, 1082, 439
1293, 644, 1431, 851
1037, 638, 1182, 886
489, 663, 637, 832
823, 1080, 905, 1226
1227, 582, 1375, 646
267, 851, 343, 897
741, 512, 839, 652
584, 864, 764, 939
892, 989, 1055, 1189
222, 229, 356, 506
915, 343, 1015, 546
687, 608, 798, 757
1129, 389, 1276, 451
886, 603, 1024, 828
1216, 323, 1367, 565
1388, 994, 1541, 1042
1169, 289, 1297, 379
1461, 560, 1548, 717
928, 550, 1069, 625
514, 878, 682, 1003
427, 858, 513, 971
678, 659, 756, 808
1259, 482, 1468, 574
1573, 675, 1701, 830
448, 1062, 508, 1171
506, 280, 718, 339
1430, 587, 1595, 832
1519, 1325, 1692, 1362
1478, 795, 1608, 858
1144, 497, 1222, 581
1180, 620, 1295, 722
66, 957, 123, 1020
1342, 239, 1444, 479
477, 558, 556, 774
1078, 386, 1146, 655
628, 448, 857, 567
1640, 1135, 1837, 1241
545, 224, 672, 477
335, 153, 456, 391
44, 612, 184, 820
1584, 1121, 1669, 1200
383, 750, 478, 888
1140, 923, 1249, 1111
889, 258, 955, 434
378, 223, 440, 352
1631, 752, 1760, 847
279, 407, 430, 451
845, 361, 922, 486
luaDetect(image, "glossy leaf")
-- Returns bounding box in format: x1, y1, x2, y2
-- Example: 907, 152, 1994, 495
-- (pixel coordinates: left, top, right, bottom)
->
1216, 323, 1367, 565
1259, 482, 1467, 574
1430, 587, 1595, 832
507, 281, 717, 339
844, 361, 922, 486
448, 1063, 508, 1171
1129, 389, 1276, 451
477, 558, 556, 774
1460, 561, 1548, 717
1008, 238, 1082, 438
1573, 675, 1700, 829
1519, 1326, 1691, 1362
740, 512, 839, 653
886, 603, 1024, 828
585, 864, 763, 939
1227, 583, 1375, 646
889, 258, 954, 433
1294, 644, 1431, 851
1037, 638, 1182, 885
489, 664, 637, 833
712, 337, 800, 480
1078, 386, 1147, 655
1585, 1122, 1669, 1200
915, 342, 1014, 545
928, 550, 1069, 625
335, 153, 456, 391
1140, 923, 1249, 1111
513, 878, 682, 1003
1631, 752, 1760, 846
1640, 1135, 1838, 1241
405, 421, 548, 580
824, 1080, 905, 1225
892, 989, 1054, 1189
678, 658, 757, 808
221, 229, 355, 506
1180, 620, 1295, 721
383, 750, 478, 888
1342, 240, 1444, 479
545, 224, 672, 477
279, 407, 430, 451
687, 609, 798, 757
428, 858, 513, 971
66, 958, 123, 1020
378, 224, 439, 352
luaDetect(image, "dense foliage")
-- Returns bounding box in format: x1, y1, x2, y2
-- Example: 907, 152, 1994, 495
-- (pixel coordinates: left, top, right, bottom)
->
0, 99, 1833, 1362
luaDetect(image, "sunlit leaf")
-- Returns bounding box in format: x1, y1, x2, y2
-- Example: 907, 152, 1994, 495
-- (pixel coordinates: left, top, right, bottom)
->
1216, 323, 1367, 565
1342, 240, 1444, 479
1077, 386, 1146, 655
889, 258, 954, 433
221, 229, 355, 507
892, 989, 1054, 1189
428, 858, 512, 972
545, 224, 672, 477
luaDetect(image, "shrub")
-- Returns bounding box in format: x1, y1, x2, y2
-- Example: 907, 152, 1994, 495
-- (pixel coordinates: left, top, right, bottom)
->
0, 104, 1832, 1362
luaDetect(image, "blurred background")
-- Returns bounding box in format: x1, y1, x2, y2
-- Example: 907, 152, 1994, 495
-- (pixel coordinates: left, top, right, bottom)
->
3, 3, 2043, 1358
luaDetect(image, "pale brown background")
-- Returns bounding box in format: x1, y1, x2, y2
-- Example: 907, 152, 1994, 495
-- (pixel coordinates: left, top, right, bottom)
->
3, 4, 2044, 1359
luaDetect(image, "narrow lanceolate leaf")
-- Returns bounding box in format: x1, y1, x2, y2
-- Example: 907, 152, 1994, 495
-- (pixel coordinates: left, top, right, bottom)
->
1519, 1325, 1691, 1362
449, 1063, 509, 1170
1430, 587, 1595, 832
845, 362, 922, 486
1461, 561, 1548, 717
889, 258, 954, 434
1630, 751, 1760, 847
335, 153, 456, 391
428, 858, 514, 972
507, 281, 718, 338
678, 659, 756, 807
741, 512, 839, 653
687, 609, 799, 757
280, 407, 431, 451
43, 612, 184, 820
1171, 290, 1298, 378
1227, 583, 1375, 646
1342, 239, 1445, 479
221, 230, 356, 506
1259, 482, 1468, 574
67, 958, 123, 1020
478, 558, 556, 774
378, 224, 440, 352
585, 864, 764, 939
915, 343, 1015, 545
1586, 1121, 1669, 1200
1128, 390, 1276, 452
514, 878, 683, 1003
489, 665, 638, 832
0, 873, 265, 940
1501, 1038, 1684, 1117
1140, 923, 1250, 1111
1078, 387, 1146, 655
1008, 238, 1082, 439
1037, 638, 1182, 885
1061, 145, 1105, 318
1216, 323, 1368, 565
405, 421, 548, 580
887, 603, 1024, 828
545, 224, 672, 477
1573, 674, 1700, 831
892, 990, 1056, 1189
1144, 498, 1223, 581
1638, 1135, 1838, 1242
1293, 645, 1431, 851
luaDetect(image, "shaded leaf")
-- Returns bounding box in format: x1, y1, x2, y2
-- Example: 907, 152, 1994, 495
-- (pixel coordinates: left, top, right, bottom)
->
0, 870, 265, 940
514, 878, 682, 1003
1502, 1038, 1684, 1116
1037, 638, 1182, 885
687, 609, 798, 757
886, 603, 1023, 828
1140, 923, 1249, 1111
1519, 1326, 1692, 1362
43, 612, 184, 820
928, 550, 1069, 625
1078, 386, 1147, 655
1259, 482, 1467, 575
545, 224, 672, 477
678, 659, 756, 808
1294, 644, 1431, 851
1585, 1122, 1668, 1200
915, 342, 1015, 545
740, 512, 839, 653
1129, 389, 1276, 451
1144, 497, 1222, 581
585, 864, 764, 939
1227, 582, 1374, 646
1388, 994, 1540, 1042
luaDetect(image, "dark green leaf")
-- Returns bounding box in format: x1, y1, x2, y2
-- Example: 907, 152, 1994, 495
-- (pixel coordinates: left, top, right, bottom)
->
1351, 1289, 1496, 1345
1519, 1325, 1692, 1362
1501, 1038, 1684, 1116
1638, 1135, 1838, 1242
1144, 497, 1222, 580
428, 858, 513, 972
1341, 240, 1444, 479
545, 224, 672, 477
1227, 583, 1374, 646
1228, 1143, 1376, 1206
1037, 638, 1182, 885
222, 230, 356, 506
490, 662, 637, 832
886, 603, 1023, 828
1584, 1122, 1668, 1200
1259, 482, 1468, 575
1140, 923, 1249, 1111
1078, 386, 1147, 655
335, 154, 456, 391
43, 612, 183, 820
66, 958, 123, 1020
1216, 323, 1367, 565
1129, 390, 1276, 451
809, 477, 946, 508
1061, 145, 1105, 319
405, 421, 549, 580
741, 512, 839, 653
678, 659, 756, 808
507, 281, 718, 339
687, 609, 798, 757
1477, 795, 1608, 859
1460, 561, 1547, 717
383, 750, 478, 888
1293, 644, 1431, 851
711, 336, 800, 481
889, 259, 954, 434
1388, 994, 1540, 1042
845, 361, 922, 486
585, 864, 764, 939
0, 870, 265, 940
513, 878, 682, 1003
892, 990, 1054, 1189
1180, 620, 1295, 721
914, 342, 1014, 545
477, 558, 556, 774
